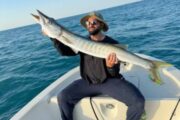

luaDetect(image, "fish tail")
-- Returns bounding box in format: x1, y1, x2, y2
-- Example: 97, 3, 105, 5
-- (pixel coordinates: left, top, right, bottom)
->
149, 61, 173, 85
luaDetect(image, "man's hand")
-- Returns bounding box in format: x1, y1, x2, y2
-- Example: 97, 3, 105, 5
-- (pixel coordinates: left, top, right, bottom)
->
106, 53, 118, 68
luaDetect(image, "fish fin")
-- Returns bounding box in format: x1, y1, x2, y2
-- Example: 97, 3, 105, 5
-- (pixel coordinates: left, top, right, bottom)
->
114, 44, 128, 50
71, 48, 79, 54
149, 61, 173, 85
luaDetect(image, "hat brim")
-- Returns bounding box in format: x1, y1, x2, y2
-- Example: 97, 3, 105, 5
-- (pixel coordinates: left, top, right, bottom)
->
80, 15, 108, 32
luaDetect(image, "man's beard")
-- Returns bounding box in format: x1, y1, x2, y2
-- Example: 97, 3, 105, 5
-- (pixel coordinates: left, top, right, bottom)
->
89, 27, 101, 35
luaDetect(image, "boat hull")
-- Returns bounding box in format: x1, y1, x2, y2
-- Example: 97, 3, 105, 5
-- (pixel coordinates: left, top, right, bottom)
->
11, 54, 180, 120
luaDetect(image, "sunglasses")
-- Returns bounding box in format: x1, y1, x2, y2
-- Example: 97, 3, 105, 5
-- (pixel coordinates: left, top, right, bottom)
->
86, 20, 99, 26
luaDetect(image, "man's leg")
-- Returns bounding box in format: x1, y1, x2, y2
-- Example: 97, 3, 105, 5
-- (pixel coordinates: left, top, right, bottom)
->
57, 79, 102, 120
57, 77, 145, 120
99, 78, 145, 120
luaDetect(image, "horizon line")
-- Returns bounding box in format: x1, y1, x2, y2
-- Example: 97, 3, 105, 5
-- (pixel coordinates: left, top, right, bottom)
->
0, 0, 142, 32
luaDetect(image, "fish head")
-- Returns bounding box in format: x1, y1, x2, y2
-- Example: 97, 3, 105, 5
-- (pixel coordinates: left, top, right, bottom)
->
31, 10, 62, 38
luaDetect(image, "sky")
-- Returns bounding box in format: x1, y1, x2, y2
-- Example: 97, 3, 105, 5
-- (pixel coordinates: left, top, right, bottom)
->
0, 0, 141, 31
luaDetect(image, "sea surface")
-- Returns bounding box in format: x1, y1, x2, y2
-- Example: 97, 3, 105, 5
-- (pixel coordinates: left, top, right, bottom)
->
0, 0, 180, 119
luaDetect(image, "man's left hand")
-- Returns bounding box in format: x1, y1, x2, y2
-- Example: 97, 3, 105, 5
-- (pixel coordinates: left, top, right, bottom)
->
106, 53, 118, 68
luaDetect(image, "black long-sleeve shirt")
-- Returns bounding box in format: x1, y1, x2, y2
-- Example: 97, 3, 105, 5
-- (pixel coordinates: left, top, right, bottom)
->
50, 36, 123, 84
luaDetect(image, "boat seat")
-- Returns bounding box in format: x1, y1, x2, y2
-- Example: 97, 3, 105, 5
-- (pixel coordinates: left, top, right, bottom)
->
49, 95, 128, 120
73, 96, 128, 120
50, 95, 147, 120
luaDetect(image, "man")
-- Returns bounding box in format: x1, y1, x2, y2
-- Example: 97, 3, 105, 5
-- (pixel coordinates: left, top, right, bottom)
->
45, 12, 145, 120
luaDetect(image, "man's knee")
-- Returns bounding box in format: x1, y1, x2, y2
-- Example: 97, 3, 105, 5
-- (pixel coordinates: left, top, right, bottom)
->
57, 89, 70, 104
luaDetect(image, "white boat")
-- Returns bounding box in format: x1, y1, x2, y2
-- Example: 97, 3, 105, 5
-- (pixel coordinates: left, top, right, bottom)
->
11, 53, 180, 120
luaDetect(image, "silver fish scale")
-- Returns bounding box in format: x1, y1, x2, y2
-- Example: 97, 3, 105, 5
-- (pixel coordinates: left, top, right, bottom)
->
61, 30, 151, 68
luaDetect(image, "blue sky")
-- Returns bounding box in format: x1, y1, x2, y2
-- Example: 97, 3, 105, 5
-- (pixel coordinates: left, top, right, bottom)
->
0, 0, 140, 31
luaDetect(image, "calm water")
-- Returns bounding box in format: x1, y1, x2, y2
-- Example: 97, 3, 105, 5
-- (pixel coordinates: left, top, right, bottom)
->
0, 0, 180, 119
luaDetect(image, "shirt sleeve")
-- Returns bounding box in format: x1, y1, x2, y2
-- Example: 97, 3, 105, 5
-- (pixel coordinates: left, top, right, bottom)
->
50, 38, 77, 56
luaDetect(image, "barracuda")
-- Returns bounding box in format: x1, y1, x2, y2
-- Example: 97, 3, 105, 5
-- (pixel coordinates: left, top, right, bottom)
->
31, 10, 172, 84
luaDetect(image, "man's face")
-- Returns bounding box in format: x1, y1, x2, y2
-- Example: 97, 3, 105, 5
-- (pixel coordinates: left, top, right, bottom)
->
86, 17, 102, 35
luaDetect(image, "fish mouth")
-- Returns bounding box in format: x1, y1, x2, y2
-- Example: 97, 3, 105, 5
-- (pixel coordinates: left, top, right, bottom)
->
31, 13, 40, 23
37, 10, 50, 20
31, 10, 50, 23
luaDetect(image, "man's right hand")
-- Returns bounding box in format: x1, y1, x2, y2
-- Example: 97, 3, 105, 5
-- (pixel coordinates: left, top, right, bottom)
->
106, 53, 118, 68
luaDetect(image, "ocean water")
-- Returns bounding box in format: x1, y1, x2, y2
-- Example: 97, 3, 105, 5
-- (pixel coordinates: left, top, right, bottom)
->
0, 0, 180, 119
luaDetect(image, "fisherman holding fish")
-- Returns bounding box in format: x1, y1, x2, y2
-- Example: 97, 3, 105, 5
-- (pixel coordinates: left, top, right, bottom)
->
39, 11, 145, 120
